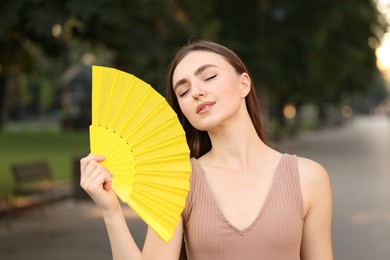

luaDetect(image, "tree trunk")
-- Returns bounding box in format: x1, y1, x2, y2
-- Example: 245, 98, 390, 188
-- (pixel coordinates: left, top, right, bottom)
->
0, 75, 6, 129
273, 100, 286, 141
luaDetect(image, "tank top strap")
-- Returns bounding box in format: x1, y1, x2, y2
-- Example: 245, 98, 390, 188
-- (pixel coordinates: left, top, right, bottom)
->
272, 153, 303, 218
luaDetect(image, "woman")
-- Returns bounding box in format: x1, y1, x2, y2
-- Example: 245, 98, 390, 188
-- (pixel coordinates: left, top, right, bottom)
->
80, 40, 333, 259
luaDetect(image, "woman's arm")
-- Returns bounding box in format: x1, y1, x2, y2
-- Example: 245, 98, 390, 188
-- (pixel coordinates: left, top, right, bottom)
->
80, 154, 183, 260
103, 206, 144, 260
143, 221, 184, 259
298, 157, 333, 260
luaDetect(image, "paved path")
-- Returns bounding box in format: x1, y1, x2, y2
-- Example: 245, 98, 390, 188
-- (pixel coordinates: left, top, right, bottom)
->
281, 116, 390, 260
0, 115, 389, 259
0, 201, 147, 260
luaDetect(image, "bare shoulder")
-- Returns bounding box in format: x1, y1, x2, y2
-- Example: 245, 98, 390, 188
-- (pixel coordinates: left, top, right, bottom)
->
296, 156, 332, 216
296, 156, 330, 186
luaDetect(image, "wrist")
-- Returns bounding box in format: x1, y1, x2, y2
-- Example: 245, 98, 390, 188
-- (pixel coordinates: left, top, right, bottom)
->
101, 204, 123, 219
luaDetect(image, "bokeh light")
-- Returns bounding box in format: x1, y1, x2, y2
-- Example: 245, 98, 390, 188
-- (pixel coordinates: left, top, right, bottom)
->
283, 103, 296, 120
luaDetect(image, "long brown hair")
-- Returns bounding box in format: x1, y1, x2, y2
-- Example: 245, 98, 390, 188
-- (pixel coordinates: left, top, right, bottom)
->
166, 40, 266, 158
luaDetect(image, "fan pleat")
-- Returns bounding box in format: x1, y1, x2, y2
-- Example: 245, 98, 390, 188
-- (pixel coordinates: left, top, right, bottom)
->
132, 121, 183, 148
128, 103, 176, 137
130, 192, 181, 224
90, 125, 136, 167
127, 200, 174, 243
93, 68, 115, 126
135, 154, 191, 168
135, 168, 191, 179
90, 66, 191, 242
131, 187, 182, 222
135, 172, 189, 190
118, 90, 164, 141
134, 135, 188, 159
113, 174, 135, 184
111, 183, 131, 202
104, 73, 134, 130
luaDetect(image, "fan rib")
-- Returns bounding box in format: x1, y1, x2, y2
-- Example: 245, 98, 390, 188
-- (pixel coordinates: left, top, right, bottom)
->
90, 66, 191, 243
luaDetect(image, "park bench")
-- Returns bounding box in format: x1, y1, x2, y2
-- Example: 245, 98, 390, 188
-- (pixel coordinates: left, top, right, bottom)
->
11, 160, 72, 210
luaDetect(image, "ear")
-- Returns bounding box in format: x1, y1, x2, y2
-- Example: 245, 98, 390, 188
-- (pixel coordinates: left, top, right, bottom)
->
240, 73, 251, 98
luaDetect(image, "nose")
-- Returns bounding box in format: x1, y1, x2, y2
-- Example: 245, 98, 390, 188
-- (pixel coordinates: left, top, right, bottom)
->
191, 83, 206, 99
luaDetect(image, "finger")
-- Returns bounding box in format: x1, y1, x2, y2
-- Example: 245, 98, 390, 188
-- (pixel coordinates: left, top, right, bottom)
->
85, 167, 112, 195
80, 160, 102, 188
103, 175, 112, 191
83, 160, 105, 180
82, 161, 111, 189
80, 154, 105, 165
81, 165, 104, 193
88, 154, 106, 161
80, 154, 105, 167
80, 154, 106, 174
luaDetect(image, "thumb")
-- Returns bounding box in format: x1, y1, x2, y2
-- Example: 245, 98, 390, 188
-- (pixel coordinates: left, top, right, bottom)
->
88, 154, 106, 162
103, 179, 112, 191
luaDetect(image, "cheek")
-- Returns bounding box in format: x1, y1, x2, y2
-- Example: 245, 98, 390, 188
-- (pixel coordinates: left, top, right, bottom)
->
217, 74, 241, 95
219, 82, 242, 103
177, 98, 203, 129
177, 99, 192, 119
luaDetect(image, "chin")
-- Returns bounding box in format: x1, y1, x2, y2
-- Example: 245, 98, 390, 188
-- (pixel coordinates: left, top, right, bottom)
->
192, 120, 220, 132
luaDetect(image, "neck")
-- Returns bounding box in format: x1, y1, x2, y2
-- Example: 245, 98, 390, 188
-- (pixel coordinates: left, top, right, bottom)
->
204, 113, 270, 172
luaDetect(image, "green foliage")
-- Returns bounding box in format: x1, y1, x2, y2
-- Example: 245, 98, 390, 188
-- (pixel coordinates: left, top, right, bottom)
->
0, 0, 388, 130
254, 0, 385, 104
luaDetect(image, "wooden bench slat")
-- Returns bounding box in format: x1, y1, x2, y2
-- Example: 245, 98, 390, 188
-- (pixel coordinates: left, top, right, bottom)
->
12, 162, 51, 181
11, 161, 65, 197
7, 160, 72, 215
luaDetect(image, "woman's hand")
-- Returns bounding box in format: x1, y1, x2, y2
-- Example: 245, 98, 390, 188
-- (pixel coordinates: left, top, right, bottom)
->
80, 154, 120, 214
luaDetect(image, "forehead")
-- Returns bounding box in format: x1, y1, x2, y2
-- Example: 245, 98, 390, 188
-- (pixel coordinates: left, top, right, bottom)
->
172, 51, 228, 81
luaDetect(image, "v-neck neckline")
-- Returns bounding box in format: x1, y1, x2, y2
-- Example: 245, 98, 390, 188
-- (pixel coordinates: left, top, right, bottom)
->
196, 153, 286, 235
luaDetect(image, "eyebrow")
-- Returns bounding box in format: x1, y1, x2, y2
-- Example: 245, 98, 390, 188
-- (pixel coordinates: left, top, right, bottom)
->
173, 64, 218, 91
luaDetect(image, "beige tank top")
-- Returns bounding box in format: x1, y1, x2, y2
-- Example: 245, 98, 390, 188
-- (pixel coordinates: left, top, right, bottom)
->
181, 153, 303, 260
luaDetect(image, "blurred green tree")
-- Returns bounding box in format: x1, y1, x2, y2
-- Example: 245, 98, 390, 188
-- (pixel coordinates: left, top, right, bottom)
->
168, 0, 387, 131
0, 0, 68, 126
247, 0, 386, 130
0, 0, 387, 133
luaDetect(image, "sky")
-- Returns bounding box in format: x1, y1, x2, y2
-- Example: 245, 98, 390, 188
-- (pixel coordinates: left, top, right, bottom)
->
376, 0, 390, 20
376, 0, 390, 71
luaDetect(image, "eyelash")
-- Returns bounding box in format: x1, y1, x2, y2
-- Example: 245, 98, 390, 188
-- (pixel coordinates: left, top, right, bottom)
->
205, 74, 217, 81
177, 74, 217, 97
179, 90, 188, 97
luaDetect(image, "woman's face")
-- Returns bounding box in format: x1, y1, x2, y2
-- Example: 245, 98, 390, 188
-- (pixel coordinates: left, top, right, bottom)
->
172, 51, 250, 131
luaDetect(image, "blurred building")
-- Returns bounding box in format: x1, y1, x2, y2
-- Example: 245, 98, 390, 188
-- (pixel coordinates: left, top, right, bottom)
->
59, 64, 92, 130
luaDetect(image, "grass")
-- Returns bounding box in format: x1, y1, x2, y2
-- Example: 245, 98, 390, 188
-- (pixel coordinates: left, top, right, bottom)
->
0, 117, 319, 196
0, 130, 89, 195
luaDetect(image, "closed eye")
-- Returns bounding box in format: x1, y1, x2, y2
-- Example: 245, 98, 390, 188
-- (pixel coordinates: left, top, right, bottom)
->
177, 86, 190, 97
179, 90, 189, 97
205, 74, 217, 81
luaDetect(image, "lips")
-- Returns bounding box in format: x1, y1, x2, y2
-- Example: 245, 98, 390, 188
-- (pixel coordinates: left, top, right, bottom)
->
196, 101, 216, 114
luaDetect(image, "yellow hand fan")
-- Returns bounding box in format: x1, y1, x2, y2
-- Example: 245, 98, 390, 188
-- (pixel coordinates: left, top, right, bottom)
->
89, 65, 191, 242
